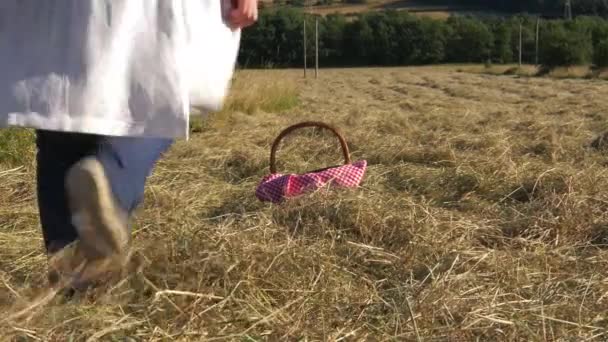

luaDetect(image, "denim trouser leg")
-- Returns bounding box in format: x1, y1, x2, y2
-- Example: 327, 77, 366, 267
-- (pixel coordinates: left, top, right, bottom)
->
35, 130, 173, 253
97, 136, 173, 213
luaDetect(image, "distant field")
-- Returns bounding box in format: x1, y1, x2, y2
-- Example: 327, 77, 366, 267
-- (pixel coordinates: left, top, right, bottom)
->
2, 67, 608, 340
264, 0, 494, 18
306, 5, 456, 19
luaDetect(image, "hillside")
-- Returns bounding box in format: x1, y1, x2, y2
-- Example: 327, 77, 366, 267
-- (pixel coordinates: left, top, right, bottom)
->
262, 0, 604, 19
261, 0, 490, 18
303, 0, 482, 18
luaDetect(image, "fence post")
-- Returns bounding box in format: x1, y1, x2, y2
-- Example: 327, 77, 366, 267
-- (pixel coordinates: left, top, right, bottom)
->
303, 19, 307, 78
315, 17, 319, 79
535, 18, 540, 66
519, 22, 522, 68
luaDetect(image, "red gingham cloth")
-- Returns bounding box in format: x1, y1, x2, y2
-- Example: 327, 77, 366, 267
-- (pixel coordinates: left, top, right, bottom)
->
256, 160, 367, 203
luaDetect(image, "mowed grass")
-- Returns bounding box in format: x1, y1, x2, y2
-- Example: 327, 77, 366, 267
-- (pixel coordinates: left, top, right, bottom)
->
2, 67, 608, 340
467, 63, 608, 81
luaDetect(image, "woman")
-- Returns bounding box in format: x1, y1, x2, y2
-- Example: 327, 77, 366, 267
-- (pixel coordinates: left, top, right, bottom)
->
0, 0, 258, 288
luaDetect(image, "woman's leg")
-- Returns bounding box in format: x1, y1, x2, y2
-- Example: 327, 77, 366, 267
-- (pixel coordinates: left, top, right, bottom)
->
64, 135, 174, 260
35, 130, 100, 254
97, 135, 174, 214
36, 129, 173, 259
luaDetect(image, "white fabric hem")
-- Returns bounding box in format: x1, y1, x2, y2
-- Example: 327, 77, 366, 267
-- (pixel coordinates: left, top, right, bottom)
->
1, 112, 189, 140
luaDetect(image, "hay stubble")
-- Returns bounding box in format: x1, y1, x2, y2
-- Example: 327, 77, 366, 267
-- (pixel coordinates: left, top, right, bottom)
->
1, 67, 608, 340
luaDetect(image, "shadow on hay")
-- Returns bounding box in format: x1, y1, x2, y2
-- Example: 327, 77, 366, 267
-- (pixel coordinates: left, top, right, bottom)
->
270, 190, 414, 250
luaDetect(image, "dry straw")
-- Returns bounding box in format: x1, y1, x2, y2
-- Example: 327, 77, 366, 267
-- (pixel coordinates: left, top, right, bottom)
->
1, 68, 608, 340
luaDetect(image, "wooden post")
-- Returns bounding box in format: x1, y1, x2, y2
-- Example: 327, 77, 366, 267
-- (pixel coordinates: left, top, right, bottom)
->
519, 22, 523, 68
565, 0, 572, 20
535, 18, 540, 66
303, 19, 307, 78
315, 17, 319, 79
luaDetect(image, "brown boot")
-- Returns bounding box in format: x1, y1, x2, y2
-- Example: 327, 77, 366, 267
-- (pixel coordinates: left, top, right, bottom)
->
66, 156, 129, 260
64, 157, 130, 287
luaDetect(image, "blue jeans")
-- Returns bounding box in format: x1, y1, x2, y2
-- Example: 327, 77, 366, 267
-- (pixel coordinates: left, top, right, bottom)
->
35, 130, 173, 253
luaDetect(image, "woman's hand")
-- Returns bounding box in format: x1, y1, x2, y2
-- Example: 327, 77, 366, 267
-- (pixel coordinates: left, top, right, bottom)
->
229, 0, 258, 30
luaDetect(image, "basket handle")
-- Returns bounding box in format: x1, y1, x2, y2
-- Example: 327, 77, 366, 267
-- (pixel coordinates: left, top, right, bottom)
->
270, 121, 352, 174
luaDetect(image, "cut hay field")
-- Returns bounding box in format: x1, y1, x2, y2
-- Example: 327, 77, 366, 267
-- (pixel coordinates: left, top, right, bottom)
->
2, 67, 608, 340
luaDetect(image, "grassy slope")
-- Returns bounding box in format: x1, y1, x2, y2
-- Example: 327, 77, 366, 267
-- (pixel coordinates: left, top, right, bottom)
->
265, 0, 493, 18
1, 67, 608, 340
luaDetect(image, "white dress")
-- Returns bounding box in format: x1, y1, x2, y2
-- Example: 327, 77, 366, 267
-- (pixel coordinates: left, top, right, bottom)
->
0, 0, 241, 139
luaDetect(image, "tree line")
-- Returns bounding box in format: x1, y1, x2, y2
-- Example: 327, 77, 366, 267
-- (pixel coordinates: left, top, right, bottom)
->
237, 9, 608, 70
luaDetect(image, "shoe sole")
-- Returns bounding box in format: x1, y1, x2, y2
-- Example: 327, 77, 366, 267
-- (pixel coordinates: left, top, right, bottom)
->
66, 157, 128, 260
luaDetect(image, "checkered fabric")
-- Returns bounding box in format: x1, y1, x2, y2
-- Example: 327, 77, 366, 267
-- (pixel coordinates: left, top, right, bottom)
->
256, 160, 367, 203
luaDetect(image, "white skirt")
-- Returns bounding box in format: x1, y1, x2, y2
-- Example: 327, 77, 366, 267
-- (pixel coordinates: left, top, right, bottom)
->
0, 0, 241, 139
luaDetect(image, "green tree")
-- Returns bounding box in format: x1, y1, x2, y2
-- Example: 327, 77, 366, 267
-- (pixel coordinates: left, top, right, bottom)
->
569, 16, 608, 50
413, 17, 449, 64
386, 13, 419, 64
320, 14, 347, 66
238, 10, 276, 67
446, 16, 494, 63
593, 38, 608, 68
238, 7, 602, 69
365, 12, 398, 65
506, 16, 537, 65
238, 8, 306, 67
489, 20, 513, 63
342, 15, 375, 65
540, 23, 593, 69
